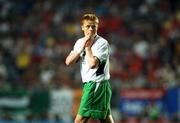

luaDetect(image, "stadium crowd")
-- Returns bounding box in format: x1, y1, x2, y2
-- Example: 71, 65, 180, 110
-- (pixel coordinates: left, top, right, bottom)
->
0, 0, 179, 122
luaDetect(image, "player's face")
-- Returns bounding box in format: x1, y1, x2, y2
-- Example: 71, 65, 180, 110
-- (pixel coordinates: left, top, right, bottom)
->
81, 20, 98, 37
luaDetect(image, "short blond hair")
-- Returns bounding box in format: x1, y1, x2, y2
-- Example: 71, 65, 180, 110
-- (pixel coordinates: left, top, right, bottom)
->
81, 14, 99, 25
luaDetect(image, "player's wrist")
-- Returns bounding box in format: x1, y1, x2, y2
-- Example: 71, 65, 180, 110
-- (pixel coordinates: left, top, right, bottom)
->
85, 46, 91, 51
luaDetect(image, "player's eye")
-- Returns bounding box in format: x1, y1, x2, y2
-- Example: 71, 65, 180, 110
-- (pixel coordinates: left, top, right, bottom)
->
86, 25, 96, 29
86, 25, 90, 28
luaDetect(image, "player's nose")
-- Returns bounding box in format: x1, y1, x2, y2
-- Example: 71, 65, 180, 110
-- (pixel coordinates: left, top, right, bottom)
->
89, 26, 93, 30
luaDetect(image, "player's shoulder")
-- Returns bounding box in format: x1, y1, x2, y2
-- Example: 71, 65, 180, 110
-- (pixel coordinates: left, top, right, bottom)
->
77, 37, 84, 41
76, 37, 84, 42
74, 37, 84, 45
96, 35, 109, 45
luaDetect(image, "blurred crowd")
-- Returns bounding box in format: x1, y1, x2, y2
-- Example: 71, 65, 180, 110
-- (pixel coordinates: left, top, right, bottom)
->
0, 0, 179, 122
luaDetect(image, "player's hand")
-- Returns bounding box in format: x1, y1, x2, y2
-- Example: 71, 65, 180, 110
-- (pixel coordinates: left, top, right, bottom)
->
76, 34, 92, 54
84, 33, 95, 48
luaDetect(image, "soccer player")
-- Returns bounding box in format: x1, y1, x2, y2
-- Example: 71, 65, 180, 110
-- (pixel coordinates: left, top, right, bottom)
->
65, 13, 115, 123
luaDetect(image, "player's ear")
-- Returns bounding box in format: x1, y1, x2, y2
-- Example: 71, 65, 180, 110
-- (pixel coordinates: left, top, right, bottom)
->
81, 25, 84, 31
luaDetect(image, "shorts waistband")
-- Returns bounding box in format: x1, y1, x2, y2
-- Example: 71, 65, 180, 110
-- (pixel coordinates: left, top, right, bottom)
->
83, 80, 109, 84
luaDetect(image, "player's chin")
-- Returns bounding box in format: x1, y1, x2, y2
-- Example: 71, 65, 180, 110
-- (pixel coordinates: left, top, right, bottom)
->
89, 32, 95, 36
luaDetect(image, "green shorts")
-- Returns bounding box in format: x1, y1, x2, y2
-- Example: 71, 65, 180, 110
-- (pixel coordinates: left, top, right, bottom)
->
78, 80, 112, 119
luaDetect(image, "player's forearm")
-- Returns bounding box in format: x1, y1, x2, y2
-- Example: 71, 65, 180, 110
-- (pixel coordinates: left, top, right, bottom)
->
85, 47, 98, 69
65, 51, 80, 66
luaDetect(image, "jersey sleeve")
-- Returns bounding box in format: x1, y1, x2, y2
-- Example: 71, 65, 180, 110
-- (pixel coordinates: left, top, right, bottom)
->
93, 41, 109, 63
73, 39, 81, 52
72, 38, 84, 57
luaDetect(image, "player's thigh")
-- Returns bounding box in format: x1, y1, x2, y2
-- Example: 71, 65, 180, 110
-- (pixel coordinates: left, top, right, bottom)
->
74, 114, 90, 123
100, 115, 115, 123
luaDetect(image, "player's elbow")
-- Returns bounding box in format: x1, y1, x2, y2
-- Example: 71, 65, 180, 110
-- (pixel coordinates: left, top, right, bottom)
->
65, 61, 70, 66
88, 57, 99, 69
89, 64, 96, 69
65, 58, 71, 66
89, 61, 98, 69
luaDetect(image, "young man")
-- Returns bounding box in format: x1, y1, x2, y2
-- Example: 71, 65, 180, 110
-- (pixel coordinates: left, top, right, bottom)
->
65, 13, 115, 123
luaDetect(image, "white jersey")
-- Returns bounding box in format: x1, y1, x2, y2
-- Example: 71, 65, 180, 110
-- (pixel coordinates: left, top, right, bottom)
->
73, 35, 110, 83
